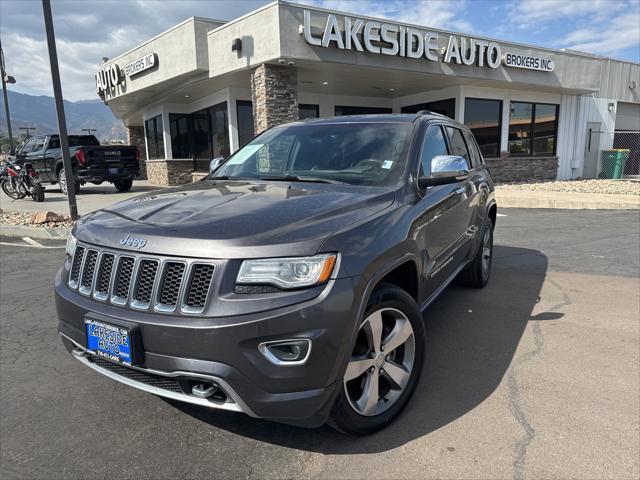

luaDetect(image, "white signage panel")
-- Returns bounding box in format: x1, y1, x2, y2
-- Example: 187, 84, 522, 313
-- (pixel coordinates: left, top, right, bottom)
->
125, 53, 157, 77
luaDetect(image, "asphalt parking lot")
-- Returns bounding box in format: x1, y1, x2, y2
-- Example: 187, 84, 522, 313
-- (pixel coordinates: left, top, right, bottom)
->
1, 208, 638, 479
0, 180, 163, 216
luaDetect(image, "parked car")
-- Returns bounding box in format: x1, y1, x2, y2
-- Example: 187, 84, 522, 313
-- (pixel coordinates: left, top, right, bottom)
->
14, 134, 140, 194
55, 113, 497, 435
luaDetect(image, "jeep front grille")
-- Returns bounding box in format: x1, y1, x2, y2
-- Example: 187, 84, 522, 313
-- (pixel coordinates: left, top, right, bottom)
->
69, 246, 86, 289
79, 249, 98, 295
131, 259, 159, 309
68, 243, 215, 315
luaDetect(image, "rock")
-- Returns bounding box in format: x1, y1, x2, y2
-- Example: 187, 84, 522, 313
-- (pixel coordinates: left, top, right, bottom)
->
30, 211, 67, 224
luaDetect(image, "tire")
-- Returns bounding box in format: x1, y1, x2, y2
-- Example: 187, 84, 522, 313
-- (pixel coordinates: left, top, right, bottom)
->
58, 168, 80, 195
457, 218, 494, 288
31, 182, 45, 202
1, 180, 21, 199
329, 283, 426, 435
114, 178, 133, 192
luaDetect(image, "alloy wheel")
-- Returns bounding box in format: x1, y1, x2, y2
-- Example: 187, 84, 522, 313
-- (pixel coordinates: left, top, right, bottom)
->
481, 227, 492, 279
344, 307, 415, 417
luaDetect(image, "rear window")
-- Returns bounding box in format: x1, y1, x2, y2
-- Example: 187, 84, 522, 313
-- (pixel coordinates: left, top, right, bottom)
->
49, 135, 100, 147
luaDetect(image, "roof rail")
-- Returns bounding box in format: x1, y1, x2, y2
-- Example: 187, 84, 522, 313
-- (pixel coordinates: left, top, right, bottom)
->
416, 110, 433, 115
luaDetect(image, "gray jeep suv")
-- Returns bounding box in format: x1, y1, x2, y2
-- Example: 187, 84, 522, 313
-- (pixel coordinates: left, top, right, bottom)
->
55, 113, 496, 435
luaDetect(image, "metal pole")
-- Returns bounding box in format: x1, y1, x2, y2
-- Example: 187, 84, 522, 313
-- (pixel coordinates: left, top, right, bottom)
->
42, 0, 78, 220
0, 37, 14, 154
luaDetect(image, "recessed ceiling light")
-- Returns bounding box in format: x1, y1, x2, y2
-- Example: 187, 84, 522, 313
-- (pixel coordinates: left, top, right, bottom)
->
184, 94, 190, 98
322, 81, 328, 85
388, 88, 395, 92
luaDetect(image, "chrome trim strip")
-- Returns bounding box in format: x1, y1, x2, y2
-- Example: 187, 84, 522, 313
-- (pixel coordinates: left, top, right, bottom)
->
59, 332, 256, 417
258, 339, 312, 366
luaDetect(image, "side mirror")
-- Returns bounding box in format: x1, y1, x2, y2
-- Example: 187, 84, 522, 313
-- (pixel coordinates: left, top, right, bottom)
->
209, 157, 223, 173
419, 155, 469, 188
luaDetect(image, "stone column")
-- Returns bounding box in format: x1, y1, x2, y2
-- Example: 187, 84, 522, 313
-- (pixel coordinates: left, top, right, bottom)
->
250, 64, 298, 135
127, 125, 147, 180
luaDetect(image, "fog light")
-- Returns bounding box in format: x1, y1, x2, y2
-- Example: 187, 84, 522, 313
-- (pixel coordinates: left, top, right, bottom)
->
259, 339, 311, 365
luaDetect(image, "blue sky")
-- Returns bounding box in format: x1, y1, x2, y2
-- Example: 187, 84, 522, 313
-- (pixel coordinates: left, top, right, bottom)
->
0, 0, 638, 101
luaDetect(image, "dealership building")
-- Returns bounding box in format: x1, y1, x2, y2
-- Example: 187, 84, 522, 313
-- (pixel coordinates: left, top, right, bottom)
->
96, 0, 640, 185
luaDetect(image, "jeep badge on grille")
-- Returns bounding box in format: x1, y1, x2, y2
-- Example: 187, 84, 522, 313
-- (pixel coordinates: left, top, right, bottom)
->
119, 234, 147, 249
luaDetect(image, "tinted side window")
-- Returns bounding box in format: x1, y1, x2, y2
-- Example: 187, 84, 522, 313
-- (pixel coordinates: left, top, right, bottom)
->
463, 130, 482, 167
21, 137, 36, 154
446, 126, 471, 168
32, 137, 46, 152
48, 136, 60, 149
419, 125, 449, 177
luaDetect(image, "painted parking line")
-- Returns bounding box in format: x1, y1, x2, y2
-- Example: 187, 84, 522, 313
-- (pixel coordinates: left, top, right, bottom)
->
22, 236, 45, 247
0, 238, 65, 249
497, 213, 507, 217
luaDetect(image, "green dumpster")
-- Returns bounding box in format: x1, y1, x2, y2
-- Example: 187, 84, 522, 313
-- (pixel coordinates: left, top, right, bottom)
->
600, 149, 630, 179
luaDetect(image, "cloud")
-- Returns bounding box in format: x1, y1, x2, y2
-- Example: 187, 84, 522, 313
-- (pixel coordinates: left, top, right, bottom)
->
562, 12, 640, 58
305, 0, 473, 32
505, 0, 627, 28
0, 0, 267, 101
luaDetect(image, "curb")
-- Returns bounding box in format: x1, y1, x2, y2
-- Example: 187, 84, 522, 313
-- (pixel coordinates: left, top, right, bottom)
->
496, 198, 640, 210
0, 224, 71, 240
495, 192, 640, 210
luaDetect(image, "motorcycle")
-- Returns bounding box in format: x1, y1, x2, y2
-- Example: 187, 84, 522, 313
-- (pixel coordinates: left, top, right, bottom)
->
1, 160, 45, 202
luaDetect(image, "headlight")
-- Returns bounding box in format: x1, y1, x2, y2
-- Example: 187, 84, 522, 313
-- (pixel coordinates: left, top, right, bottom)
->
65, 233, 77, 258
237, 254, 337, 289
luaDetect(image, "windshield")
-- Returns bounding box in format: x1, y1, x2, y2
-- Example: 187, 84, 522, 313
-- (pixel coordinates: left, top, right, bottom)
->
212, 122, 412, 187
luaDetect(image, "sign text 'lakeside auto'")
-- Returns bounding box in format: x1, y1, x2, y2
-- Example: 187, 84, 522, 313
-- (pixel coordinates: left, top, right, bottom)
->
302, 10, 555, 72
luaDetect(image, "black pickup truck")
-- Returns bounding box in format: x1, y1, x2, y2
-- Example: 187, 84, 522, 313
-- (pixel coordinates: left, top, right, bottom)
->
14, 134, 140, 194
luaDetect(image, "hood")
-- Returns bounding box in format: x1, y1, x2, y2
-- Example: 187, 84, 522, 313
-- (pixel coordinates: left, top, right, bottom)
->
75, 180, 395, 258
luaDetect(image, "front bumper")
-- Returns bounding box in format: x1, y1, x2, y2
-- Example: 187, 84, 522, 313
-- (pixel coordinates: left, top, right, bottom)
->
55, 268, 360, 427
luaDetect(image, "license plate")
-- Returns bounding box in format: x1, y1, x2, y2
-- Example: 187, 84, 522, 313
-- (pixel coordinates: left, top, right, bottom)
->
108, 167, 119, 175
85, 319, 133, 366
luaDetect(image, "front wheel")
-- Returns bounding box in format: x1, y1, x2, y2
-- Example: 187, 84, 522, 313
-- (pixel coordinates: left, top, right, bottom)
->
113, 178, 133, 192
329, 284, 426, 435
1, 179, 21, 199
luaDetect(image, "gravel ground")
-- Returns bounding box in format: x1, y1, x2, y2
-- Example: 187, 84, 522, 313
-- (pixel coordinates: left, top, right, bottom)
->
497, 179, 640, 195
0, 209, 75, 229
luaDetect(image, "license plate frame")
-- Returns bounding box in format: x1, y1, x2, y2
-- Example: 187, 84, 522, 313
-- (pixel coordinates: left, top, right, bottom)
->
85, 318, 134, 366
108, 167, 119, 175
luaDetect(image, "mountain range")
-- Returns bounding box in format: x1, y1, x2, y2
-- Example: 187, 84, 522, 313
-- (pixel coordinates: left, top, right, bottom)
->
0, 89, 126, 142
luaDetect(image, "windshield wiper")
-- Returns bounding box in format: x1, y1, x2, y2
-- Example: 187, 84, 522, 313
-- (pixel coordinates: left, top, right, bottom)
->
258, 174, 346, 185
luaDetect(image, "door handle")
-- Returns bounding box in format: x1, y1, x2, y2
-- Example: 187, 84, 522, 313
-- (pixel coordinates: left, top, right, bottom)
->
455, 187, 465, 195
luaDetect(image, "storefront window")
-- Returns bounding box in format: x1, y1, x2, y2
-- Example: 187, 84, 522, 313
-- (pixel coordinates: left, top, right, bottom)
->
401, 99, 455, 119
509, 102, 558, 156
145, 115, 164, 159
334, 105, 392, 116
169, 102, 230, 168
237, 100, 254, 147
210, 102, 230, 159
299, 104, 319, 120
464, 98, 502, 158
169, 114, 191, 158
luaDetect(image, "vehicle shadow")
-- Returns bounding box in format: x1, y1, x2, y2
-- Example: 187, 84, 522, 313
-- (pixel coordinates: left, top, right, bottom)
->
168, 245, 556, 453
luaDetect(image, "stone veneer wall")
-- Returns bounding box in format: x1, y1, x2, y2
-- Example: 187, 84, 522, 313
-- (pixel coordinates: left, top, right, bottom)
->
250, 64, 298, 135
146, 159, 193, 186
127, 126, 147, 180
485, 157, 558, 183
